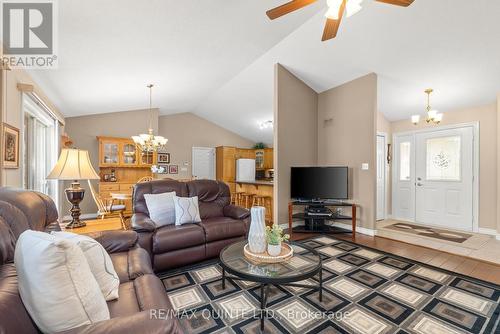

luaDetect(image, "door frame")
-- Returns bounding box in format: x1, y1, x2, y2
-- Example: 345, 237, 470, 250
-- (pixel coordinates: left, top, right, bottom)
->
377, 132, 388, 221
392, 122, 479, 232
192, 146, 216, 180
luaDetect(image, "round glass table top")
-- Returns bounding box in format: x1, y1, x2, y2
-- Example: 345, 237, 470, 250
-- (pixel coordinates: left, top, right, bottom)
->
219, 240, 322, 283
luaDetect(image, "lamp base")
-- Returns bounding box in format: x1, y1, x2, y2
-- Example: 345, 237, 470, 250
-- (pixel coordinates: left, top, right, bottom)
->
65, 181, 86, 229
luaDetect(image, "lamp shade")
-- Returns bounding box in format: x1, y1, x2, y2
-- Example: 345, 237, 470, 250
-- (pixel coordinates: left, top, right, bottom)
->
47, 149, 100, 180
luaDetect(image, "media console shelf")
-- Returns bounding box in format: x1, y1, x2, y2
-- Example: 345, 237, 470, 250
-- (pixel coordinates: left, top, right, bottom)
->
288, 201, 358, 240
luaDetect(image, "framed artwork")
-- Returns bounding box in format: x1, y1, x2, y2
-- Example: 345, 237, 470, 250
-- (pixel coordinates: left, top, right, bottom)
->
157, 152, 170, 164
169, 165, 178, 174
2, 123, 20, 169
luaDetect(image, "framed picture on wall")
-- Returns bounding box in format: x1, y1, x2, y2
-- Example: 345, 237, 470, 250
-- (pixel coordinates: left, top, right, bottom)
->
2, 123, 20, 169
157, 153, 170, 164
169, 165, 178, 174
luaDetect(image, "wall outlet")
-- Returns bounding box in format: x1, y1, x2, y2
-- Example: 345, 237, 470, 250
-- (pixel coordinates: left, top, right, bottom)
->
361, 163, 369, 170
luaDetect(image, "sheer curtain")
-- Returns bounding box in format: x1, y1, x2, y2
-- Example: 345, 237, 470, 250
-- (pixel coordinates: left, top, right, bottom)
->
23, 94, 59, 207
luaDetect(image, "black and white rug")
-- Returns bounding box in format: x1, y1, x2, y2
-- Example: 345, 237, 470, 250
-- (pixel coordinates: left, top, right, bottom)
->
158, 236, 500, 334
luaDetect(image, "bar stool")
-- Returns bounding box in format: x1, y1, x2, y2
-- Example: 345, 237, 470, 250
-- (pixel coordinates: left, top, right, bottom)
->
240, 193, 255, 209
252, 195, 273, 223
234, 191, 245, 206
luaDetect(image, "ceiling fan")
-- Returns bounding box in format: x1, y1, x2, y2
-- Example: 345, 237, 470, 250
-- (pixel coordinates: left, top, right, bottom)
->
266, 0, 415, 41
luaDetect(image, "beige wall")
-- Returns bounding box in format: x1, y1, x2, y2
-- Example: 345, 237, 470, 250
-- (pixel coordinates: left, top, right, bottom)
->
318, 73, 378, 230
1, 68, 63, 187
274, 64, 318, 224
65, 110, 253, 215
377, 112, 392, 216
391, 103, 498, 230
157, 112, 254, 180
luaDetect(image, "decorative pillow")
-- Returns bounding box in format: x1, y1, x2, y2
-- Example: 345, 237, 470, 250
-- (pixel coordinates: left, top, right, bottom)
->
52, 231, 120, 301
144, 191, 176, 227
14, 230, 109, 333
173, 195, 202, 225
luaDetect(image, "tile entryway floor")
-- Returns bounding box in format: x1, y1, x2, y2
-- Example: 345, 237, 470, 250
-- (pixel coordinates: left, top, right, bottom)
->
377, 220, 500, 265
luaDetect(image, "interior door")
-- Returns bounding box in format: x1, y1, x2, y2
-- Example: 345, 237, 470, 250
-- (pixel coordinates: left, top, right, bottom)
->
192, 147, 216, 180
415, 127, 474, 231
376, 135, 386, 221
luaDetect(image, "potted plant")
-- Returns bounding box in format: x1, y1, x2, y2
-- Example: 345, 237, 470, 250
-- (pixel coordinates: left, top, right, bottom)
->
265, 224, 290, 257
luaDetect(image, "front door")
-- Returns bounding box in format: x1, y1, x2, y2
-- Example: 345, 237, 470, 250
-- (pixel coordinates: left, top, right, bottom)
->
415, 127, 474, 230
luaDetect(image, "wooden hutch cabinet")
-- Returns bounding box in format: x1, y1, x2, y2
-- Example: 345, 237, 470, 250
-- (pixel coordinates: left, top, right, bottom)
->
97, 136, 155, 215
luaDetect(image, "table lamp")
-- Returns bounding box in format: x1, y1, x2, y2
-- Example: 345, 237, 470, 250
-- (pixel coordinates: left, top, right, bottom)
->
47, 149, 100, 228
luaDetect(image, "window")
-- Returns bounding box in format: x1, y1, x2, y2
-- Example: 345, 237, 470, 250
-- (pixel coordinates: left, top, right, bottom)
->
23, 95, 59, 204
426, 136, 461, 181
399, 142, 411, 181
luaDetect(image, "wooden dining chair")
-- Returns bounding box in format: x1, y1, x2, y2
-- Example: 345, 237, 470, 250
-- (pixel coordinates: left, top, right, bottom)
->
87, 180, 126, 229
137, 176, 153, 183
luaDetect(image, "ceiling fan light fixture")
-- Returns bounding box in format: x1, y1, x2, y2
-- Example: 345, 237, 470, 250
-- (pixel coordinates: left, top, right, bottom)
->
346, 0, 363, 17
325, 0, 344, 19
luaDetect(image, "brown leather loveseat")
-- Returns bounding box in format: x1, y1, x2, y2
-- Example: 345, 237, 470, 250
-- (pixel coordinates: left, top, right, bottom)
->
131, 179, 250, 272
0, 187, 182, 334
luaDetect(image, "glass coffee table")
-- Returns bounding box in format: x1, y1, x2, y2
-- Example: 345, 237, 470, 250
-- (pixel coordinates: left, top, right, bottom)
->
219, 240, 323, 331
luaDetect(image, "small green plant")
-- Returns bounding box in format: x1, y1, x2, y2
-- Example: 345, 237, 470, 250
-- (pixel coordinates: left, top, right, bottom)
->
265, 225, 290, 245
253, 142, 267, 149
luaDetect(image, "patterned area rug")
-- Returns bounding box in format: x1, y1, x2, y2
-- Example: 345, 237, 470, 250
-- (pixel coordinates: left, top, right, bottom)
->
158, 236, 500, 334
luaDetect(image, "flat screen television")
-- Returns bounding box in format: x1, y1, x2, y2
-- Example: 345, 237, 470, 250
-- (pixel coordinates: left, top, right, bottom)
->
291, 167, 349, 200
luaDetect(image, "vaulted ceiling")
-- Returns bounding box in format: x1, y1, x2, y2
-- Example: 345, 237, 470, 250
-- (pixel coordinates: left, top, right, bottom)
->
29, 0, 500, 144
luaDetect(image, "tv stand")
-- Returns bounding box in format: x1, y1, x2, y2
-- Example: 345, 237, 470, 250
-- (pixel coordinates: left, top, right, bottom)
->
288, 200, 358, 240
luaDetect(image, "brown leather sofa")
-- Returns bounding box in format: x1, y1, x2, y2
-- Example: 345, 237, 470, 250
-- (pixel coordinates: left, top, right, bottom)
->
131, 179, 250, 272
0, 187, 182, 334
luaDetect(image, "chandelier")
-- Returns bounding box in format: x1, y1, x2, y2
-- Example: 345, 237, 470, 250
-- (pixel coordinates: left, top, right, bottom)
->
411, 89, 443, 125
132, 84, 168, 152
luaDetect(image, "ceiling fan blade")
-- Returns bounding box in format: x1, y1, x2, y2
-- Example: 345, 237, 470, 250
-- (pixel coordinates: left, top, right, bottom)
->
375, 0, 415, 7
321, 0, 346, 41
266, 0, 317, 20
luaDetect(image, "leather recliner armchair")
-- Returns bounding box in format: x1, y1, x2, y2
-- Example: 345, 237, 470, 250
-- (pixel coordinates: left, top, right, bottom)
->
0, 187, 182, 334
131, 179, 250, 272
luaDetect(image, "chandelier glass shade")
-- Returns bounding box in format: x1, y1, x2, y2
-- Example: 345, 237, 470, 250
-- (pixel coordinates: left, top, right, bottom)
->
132, 84, 168, 152
411, 89, 443, 125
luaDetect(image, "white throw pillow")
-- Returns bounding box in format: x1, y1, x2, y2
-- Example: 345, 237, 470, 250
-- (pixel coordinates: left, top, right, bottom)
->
173, 195, 202, 225
144, 191, 176, 227
52, 231, 120, 301
15, 230, 110, 334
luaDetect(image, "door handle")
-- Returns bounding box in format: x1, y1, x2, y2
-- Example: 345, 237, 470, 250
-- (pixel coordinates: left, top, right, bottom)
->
417, 177, 422, 181
417, 182, 423, 186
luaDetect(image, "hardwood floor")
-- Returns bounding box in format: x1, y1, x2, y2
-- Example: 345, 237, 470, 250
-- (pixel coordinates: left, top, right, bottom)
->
290, 231, 500, 285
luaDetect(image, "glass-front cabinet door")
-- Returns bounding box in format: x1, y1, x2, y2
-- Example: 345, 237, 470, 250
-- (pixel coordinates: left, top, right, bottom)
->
121, 143, 137, 166
101, 141, 119, 166
139, 150, 155, 166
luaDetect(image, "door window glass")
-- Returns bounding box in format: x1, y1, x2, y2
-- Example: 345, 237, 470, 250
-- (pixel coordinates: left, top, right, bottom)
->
399, 142, 411, 181
426, 136, 461, 181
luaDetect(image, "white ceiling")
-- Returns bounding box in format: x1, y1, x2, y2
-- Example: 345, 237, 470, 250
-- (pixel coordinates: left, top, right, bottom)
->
30, 0, 500, 145
28, 0, 322, 115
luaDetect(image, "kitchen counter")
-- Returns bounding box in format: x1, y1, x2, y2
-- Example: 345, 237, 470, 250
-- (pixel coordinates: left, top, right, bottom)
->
235, 180, 273, 186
